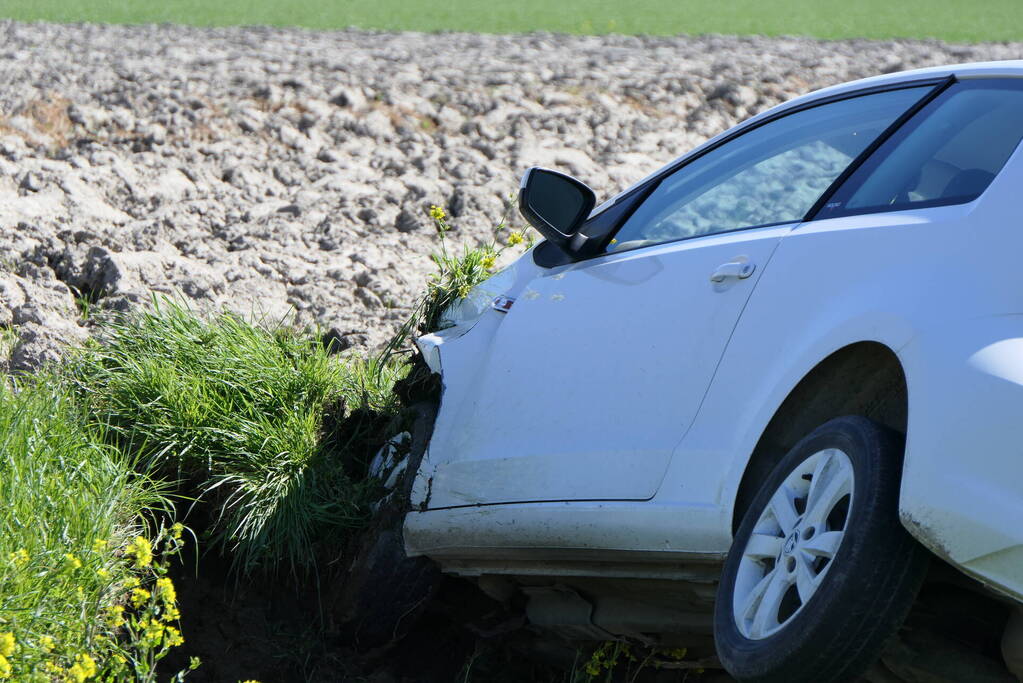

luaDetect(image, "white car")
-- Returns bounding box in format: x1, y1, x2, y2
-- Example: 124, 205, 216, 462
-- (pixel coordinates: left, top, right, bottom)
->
403, 62, 1023, 680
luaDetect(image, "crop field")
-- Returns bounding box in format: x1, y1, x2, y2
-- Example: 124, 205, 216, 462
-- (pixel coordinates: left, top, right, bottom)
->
1, 0, 1022, 42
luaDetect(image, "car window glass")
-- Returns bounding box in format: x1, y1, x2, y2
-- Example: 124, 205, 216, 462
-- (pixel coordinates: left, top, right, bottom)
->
817, 80, 1023, 219
608, 86, 931, 253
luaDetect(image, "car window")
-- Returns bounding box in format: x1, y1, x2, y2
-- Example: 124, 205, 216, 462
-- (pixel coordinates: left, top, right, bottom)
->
817, 80, 1023, 220
607, 86, 932, 253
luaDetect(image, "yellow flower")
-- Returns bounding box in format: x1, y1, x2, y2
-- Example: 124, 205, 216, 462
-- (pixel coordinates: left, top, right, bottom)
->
164, 626, 184, 648
429, 205, 446, 222
130, 587, 151, 608
155, 577, 177, 606
507, 231, 524, 246
125, 536, 152, 568
96, 568, 110, 580
457, 284, 471, 299
0, 654, 10, 680
0, 633, 12, 658
481, 254, 496, 270
8, 549, 28, 567
91, 539, 107, 554
68, 653, 96, 682
138, 618, 165, 648
39, 635, 54, 653
170, 523, 184, 541
105, 605, 125, 628
124, 576, 140, 590
161, 604, 181, 623
64, 553, 83, 571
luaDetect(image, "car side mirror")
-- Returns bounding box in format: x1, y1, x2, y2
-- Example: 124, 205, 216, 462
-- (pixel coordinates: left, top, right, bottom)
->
518, 167, 596, 252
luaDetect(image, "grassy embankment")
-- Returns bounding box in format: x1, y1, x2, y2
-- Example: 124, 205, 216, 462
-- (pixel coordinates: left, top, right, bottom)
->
1, 0, 1022, 42
0, 209, 521, 681
0, 306, 407, 680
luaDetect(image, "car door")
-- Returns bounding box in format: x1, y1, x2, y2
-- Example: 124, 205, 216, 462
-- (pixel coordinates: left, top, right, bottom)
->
423, 83, 937, 509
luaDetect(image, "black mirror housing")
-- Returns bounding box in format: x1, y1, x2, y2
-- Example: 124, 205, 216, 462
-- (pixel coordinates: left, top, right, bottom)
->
518, 167, 597, 251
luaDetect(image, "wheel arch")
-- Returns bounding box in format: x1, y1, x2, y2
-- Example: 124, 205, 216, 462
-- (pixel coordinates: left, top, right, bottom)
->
731, 341, 908, 532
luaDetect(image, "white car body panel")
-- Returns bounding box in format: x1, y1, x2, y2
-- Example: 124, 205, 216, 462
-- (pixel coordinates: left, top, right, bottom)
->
421, 225, 787, 507
405, 61, 1023, 605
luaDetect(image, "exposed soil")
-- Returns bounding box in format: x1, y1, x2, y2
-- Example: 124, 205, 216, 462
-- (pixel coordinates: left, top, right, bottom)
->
3, 21, 1023, 372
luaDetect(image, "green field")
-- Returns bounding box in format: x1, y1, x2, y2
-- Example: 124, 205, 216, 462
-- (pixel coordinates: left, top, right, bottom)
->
0, 0, 1021, 42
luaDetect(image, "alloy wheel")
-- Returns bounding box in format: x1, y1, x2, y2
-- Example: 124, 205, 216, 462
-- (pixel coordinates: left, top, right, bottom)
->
731, 448, 856, 640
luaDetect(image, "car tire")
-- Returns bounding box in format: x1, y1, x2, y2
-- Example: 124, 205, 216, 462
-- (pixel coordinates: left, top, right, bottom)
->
714, 415, 929, 682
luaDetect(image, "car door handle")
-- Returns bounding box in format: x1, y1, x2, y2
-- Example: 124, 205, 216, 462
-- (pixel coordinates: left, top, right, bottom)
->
710, 261, 756, 283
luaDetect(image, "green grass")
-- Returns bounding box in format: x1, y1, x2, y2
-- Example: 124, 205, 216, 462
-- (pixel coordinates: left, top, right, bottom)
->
0, 376, 175, 679
0, 300, 410, 677
0, 0, 1020, 42
66, 301, 407, 577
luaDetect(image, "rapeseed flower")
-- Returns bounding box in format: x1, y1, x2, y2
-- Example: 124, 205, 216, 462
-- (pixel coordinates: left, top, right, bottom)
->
138, 618, 165, 648
0, 655, 10, 679
429, 205, 446, 221
131, 587, 151, 608
68, 653, 96, 682
39, 636, 55, 653
0, 633, 12, 657
125, 536, 152, 568
161, 604, 181, 622
164, 626, 184, 648
105, 605, 126, 628
507, 231, 524, 246
481, 254, 496, 270
64, 553, 83, 571
155, 577, 177, 606
8, 549, 28, 567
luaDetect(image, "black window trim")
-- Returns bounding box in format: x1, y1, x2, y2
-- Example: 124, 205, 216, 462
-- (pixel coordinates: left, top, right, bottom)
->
805, 76, 1023, 223
802, 74, 957, 221
538, 75, 953, 268
808, 194, 981, 222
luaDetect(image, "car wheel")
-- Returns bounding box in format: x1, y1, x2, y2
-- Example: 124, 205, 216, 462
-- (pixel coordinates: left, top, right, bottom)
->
714, 416, 929, 682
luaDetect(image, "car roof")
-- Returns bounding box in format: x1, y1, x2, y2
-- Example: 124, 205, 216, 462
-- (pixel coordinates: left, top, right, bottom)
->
767, 60, 1023, 119
594, 61, 1023, 213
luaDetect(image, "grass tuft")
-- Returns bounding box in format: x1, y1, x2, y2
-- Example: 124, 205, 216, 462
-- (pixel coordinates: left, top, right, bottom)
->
65, 299, 406, 577
380, 202, 531, 366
